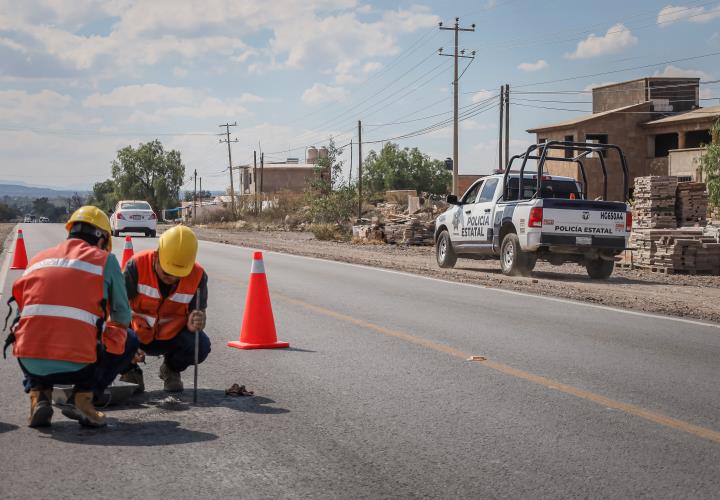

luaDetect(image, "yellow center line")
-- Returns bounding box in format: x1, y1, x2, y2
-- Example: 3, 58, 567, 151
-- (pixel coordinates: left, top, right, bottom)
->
276, 292, 720, 445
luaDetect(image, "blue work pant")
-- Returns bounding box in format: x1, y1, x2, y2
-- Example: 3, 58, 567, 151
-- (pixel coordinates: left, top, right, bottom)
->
19, 329, 139, 396
140, 328, 211, 373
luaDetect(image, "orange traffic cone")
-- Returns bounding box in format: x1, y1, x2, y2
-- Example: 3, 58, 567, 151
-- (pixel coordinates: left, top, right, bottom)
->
120, 235, 134, 270
10, 229, 28, 270
228, 252, 289, 350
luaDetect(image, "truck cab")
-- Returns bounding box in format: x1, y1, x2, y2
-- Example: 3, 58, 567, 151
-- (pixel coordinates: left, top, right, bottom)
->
435, 141, 631, 279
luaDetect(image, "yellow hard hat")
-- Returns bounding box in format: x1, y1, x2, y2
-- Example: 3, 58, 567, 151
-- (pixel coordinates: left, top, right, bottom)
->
157, 225, 198, 277
66, 205, 113, 251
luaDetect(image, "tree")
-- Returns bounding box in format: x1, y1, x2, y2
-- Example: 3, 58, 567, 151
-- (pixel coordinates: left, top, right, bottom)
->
68, 192, 85, 212
0, 203, 18, 221
305, 139, 357, 224
184, 190, 213, 202
700, 120, 720, 208
89, 179, 118, 213
362, 143, 451, 195
110, 140, 185, 213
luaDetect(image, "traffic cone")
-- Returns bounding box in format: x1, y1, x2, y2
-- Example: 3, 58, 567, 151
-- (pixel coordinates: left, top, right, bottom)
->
120, 235, 134, 270
228, 252, 289, 349
10, 229, 28, 270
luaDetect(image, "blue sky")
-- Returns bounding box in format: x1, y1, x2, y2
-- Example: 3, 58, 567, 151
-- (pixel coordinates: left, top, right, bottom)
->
1, 0, 719, 190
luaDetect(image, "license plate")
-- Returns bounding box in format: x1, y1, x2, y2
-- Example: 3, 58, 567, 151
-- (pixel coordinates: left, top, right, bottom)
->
576, 236, 592, 245
131, 215, 142, 220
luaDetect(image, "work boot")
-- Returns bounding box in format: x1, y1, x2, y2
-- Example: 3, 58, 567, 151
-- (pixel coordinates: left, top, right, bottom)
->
159, 361, 183, 392
28, 388, 53, 428
119, 365, 145, 394
61, 391, 106, 428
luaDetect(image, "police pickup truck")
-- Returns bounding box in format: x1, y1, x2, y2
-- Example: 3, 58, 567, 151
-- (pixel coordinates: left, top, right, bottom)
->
434, 141, 631, 279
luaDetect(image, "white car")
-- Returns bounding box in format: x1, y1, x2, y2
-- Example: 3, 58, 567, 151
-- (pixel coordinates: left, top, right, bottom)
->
111, 200, 157, 237
39, 217, 49, 223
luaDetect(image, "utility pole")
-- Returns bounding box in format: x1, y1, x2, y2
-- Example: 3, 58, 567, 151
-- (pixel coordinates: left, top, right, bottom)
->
193, 169, 197, 221
440, 17, 475, 195
349, 140, 353, 183
253, 150, 258, 214
504, 84, 510, 171
218, 122, 239, 216
260, 152, 264, 195
498, 86, 504, 170
357, 120, 362, 220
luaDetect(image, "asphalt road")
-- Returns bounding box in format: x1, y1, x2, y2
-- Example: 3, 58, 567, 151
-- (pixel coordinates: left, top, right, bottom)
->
1, 223, 720, 499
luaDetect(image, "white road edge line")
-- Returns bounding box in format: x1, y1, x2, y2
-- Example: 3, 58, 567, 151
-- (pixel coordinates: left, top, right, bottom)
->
200, 239, 720, 330
0, 225, 17, 301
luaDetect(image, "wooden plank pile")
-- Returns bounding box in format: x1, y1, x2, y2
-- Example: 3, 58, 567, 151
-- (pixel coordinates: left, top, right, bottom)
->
675, 182, 708, 226
353, 197, 445, 246
632, 176, 678, 229
631, 228, 720, 274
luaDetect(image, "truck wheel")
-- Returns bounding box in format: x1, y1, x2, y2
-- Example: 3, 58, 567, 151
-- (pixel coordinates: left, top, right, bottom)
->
500, 233, 532, 276
585, 258, 614, 279
436, 230, 457, 268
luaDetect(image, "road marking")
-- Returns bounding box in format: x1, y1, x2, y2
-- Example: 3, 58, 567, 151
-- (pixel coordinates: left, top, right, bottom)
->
277, 292, 720, 445
200, 239, 720, 330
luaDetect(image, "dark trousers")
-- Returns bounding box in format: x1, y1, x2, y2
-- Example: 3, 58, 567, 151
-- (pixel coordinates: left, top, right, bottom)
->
19, 329, 139, 396
141, 328, 211, 373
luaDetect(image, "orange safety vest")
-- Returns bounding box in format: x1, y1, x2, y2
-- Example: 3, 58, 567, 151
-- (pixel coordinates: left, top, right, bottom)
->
129, 250, 204, 345
12, 239, 128, 363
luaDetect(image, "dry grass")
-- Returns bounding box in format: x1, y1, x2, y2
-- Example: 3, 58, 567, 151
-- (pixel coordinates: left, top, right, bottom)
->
0, 223, 16, 253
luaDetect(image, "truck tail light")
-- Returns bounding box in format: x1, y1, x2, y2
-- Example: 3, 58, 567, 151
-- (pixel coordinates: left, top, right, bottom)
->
116, 212, 126, 220
528, 207, 543, 228
626, 211, 632, 232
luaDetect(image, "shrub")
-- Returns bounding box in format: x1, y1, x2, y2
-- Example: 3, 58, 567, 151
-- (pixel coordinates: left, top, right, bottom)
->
309, 223, 342, 241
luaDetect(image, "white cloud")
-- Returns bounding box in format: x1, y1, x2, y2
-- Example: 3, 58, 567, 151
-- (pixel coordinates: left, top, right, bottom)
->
472, 89, 496, 103
565, 24, 638, 59
363, 61, 382, 74
517, 59, 548, 72
83, 84, 197, 107
657, 4, 720, 27
302, 83, 348, 105
653, 65, 711, 80
173, 67, 189, 77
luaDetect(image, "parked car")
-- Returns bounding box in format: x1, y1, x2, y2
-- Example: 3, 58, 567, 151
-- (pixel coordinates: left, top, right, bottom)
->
39, 217, 49, 223
23, 215, 37, 223
110, 200, 157, 237
435, 141, 631, 279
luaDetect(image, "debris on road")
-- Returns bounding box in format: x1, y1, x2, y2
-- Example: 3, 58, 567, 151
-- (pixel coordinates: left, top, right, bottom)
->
467, 356, 487, 362
225, 383, 254, 397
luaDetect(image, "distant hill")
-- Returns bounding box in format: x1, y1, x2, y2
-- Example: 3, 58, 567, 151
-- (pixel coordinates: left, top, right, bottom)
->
0, 183, 90, 198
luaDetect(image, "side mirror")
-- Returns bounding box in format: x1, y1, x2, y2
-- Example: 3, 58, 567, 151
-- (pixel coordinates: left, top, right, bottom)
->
446, 194, 459, 205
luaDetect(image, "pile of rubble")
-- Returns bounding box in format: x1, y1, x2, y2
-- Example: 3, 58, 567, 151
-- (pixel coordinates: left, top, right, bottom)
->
630, 176, 719, 274
352, 195, 446, 246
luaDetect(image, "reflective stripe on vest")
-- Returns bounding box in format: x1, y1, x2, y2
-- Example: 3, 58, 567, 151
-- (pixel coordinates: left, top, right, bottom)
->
23, 258, 104, 277
137, 284, 161, 299
133, 313, 157, 327
169, 293, 193, 304
21, 303, 101, 328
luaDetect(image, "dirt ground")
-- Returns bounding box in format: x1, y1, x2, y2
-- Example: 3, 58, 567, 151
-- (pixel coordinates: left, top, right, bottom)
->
0, 223, 15, 254
189, 225, 720, 324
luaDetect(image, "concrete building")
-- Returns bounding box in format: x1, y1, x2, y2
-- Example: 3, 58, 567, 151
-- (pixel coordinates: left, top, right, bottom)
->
237, 148, 330, 195
527, 77, 720, 201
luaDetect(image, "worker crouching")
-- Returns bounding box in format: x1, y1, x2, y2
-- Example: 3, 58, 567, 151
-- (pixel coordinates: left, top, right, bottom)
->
7, 206, 139, 428
120, 226, 210, 393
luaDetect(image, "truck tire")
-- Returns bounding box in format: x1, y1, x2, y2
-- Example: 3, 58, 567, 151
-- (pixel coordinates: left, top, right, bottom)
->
436, 230, 457, 268
500, 232, 533, 276
585, 258, 614, 279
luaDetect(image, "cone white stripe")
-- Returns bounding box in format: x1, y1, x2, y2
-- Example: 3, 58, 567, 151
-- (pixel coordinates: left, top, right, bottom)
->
250, 258, 265, 274
137, 284, 161, 299
23, 258, 103, 277
22, 304, 100, 328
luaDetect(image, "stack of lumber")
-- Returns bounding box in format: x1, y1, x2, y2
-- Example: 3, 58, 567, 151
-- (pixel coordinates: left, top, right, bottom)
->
675, 182, 708, 226
633, 176, 678, 229
630, 228, 720, 274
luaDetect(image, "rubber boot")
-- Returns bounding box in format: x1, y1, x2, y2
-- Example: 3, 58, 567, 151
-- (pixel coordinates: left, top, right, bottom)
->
28, 389, 53, 428
61, 391, 106, 428
119, 365, 145, 394
159, 361, 183, 392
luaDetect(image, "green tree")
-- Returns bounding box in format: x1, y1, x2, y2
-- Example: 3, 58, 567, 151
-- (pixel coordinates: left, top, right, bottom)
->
362, 143, 451, 195
110, 140, 185, 213
305, 139, 357, 224
89, 179, 118, 213
700, 120, 720, 208
0, 202, 18, 221
184, 190, 213, 202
